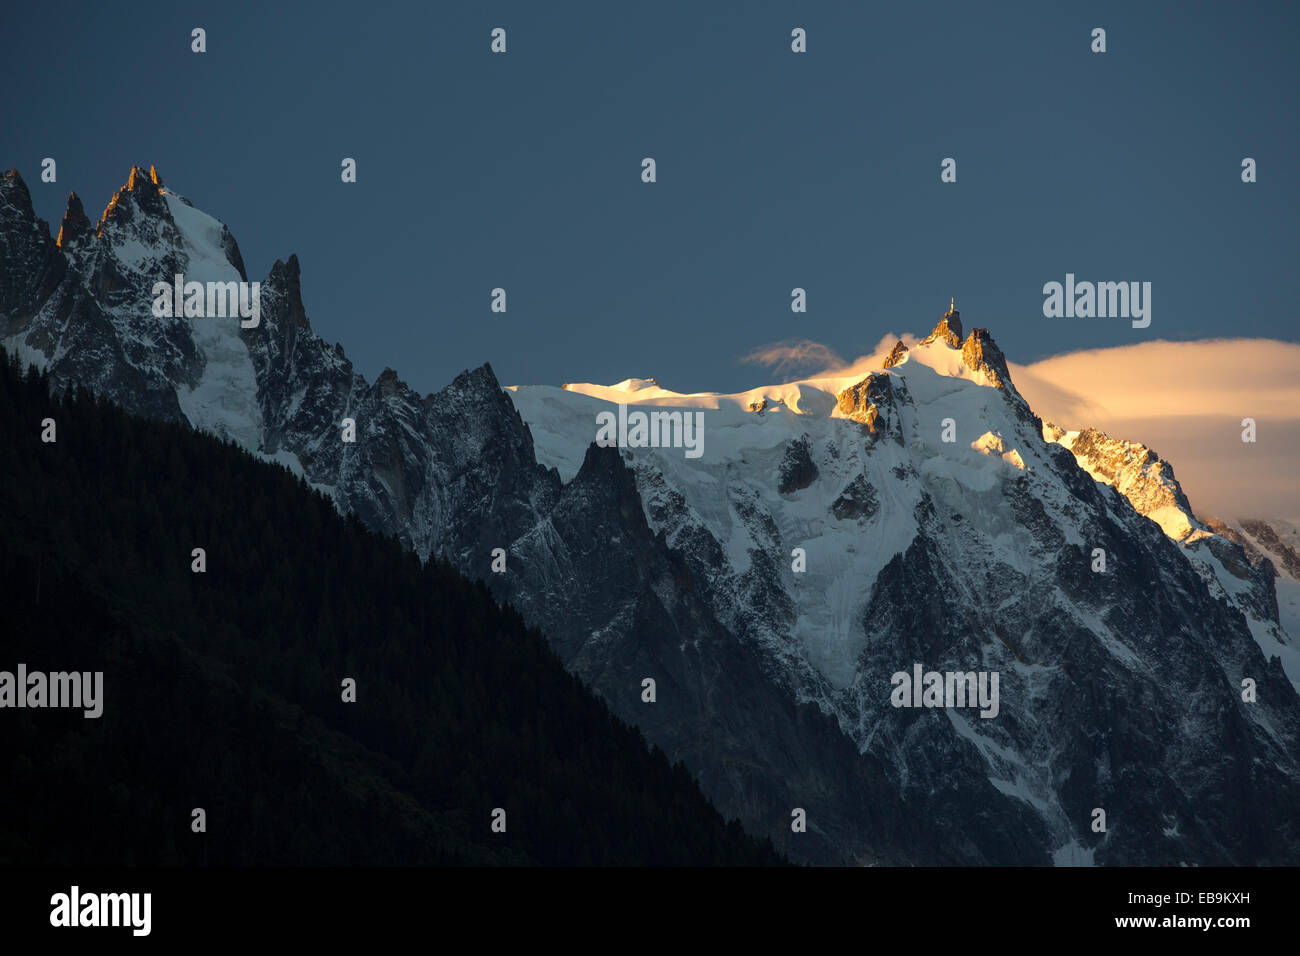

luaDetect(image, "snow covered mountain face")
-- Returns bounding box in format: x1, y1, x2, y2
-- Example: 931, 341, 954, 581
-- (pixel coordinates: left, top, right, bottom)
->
4, 167, 1300, 865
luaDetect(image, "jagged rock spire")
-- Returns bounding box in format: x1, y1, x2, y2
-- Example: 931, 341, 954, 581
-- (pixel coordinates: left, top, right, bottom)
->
960, 327, 1011, 390
266, 255, 309, 328
1, 169, 36, 219
920, 298, 963, 347
56, 192, 91, 248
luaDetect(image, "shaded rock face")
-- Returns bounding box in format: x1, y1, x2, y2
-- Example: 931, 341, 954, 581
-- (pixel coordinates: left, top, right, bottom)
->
832, 473, 878, 521
778, 435, 819, 494
5, 168, 1300, 867
1194, 535, 1279, 623
1049, 430, 1291, 663
0, 171, 67, 329
853, 505, 1300, 866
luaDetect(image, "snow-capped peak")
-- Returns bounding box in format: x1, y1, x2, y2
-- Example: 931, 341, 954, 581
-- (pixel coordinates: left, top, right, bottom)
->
611, 376, 659, 391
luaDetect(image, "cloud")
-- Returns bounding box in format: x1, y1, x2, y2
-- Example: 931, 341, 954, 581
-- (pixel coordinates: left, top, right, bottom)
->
738, 339, 848, 380
740, 333, 920, 382
1010, 338, 1300, 424
1011, 338, 1300, 522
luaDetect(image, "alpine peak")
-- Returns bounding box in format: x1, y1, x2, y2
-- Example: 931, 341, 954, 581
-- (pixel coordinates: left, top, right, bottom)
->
919, 300, 963, 347
959, 326, 1012, 390
611, 377, 660, 392
125, 164, 163, 191
99, 164, 169, 231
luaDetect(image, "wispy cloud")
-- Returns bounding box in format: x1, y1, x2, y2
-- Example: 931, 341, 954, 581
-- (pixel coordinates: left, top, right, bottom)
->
740, 333, 920, 382
738, 338, 848, 381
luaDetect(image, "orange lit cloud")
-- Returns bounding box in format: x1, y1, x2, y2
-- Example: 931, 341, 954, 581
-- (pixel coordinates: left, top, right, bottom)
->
1011, 339, 1300, 522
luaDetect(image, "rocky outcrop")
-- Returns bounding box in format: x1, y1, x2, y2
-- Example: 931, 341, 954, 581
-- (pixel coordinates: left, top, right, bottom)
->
832, 473, 879, 521
919, 309, 963, 348
778, 435, 819, 494
836, 371, 907, 445
961, 327, 1011, 389
1062, 428, 1196, 525
882, 339, 909, 369
1241, 519, 1300, 580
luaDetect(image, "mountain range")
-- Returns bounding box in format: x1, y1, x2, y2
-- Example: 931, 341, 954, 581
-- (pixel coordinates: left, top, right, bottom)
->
3, 165, 1298, 864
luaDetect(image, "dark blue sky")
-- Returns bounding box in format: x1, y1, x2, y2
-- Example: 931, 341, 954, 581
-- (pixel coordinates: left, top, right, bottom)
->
5, 0, 1297, 395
